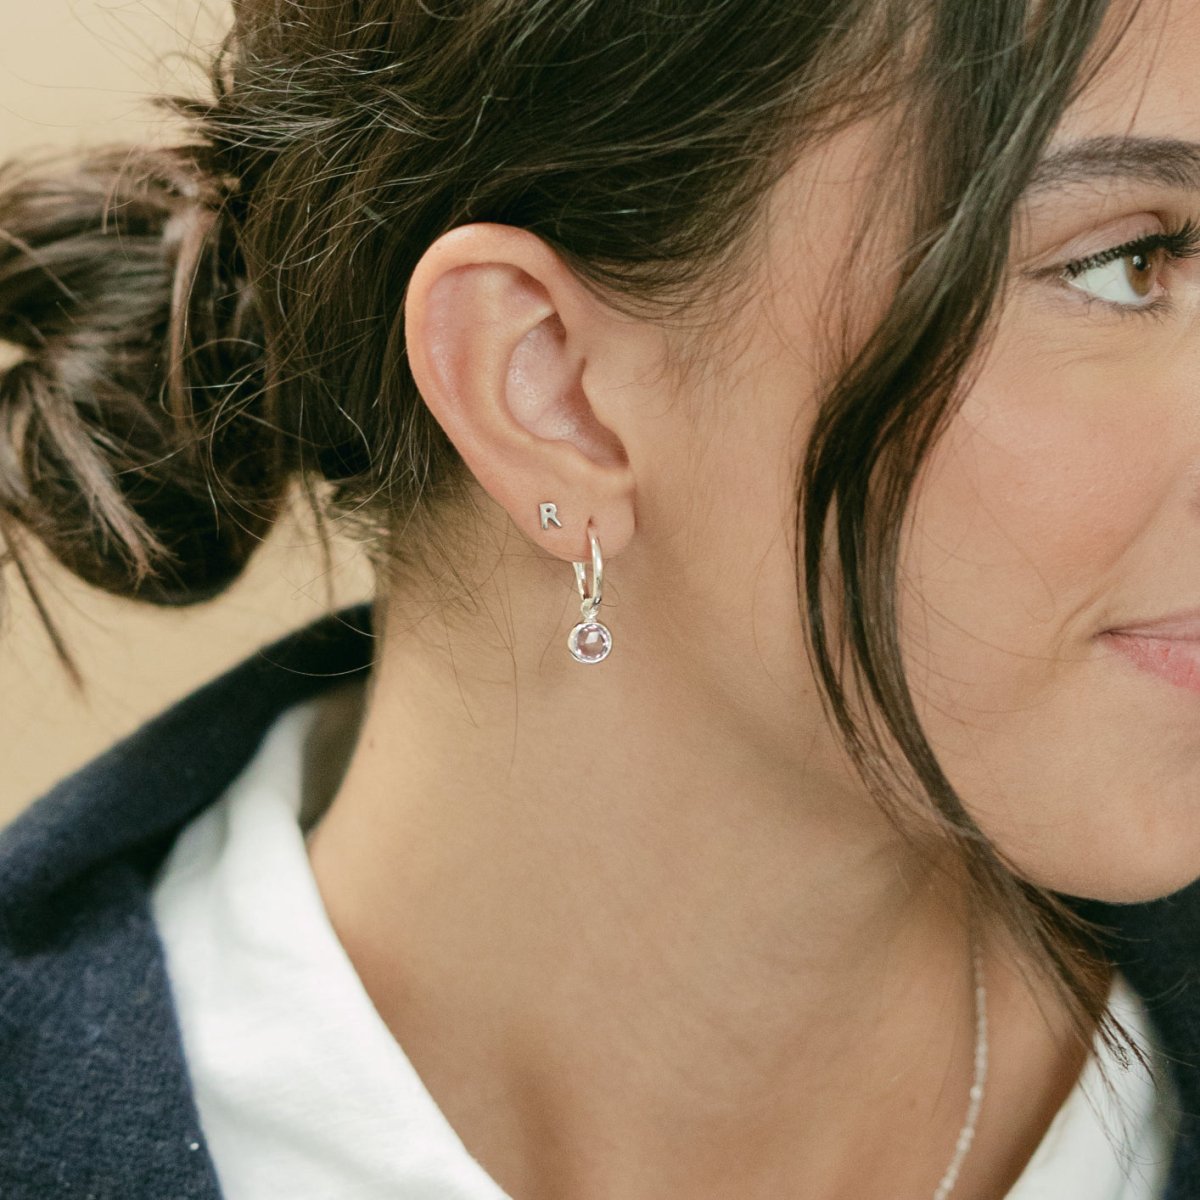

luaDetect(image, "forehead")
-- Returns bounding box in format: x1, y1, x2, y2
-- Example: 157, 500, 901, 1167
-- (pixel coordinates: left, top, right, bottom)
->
1053, 0, 1200, 146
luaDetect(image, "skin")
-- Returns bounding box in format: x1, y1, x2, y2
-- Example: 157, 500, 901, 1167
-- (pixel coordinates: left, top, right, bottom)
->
304, 0, 1197, 1195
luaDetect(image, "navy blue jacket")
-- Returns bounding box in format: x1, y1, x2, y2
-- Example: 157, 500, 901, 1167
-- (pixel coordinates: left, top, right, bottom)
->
2, 600, 1200, 1198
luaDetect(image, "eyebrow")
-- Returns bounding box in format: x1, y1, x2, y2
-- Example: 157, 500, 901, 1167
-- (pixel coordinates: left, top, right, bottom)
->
1028, 135, 1200, 193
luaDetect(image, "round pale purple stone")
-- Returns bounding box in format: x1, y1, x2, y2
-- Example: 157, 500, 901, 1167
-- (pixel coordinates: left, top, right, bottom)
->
568, 620, 612, 663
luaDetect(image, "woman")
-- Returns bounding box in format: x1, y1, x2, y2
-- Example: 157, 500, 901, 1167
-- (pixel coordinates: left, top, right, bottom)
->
0, 0, 1196, 1195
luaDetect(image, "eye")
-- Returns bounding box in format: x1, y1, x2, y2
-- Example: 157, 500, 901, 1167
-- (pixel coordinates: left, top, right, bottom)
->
1056, 220, 1200, 313
1064, 245, 1166, 308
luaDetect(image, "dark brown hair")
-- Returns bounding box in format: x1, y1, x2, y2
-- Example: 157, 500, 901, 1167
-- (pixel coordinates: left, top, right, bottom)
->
0, 0, 1141, 1055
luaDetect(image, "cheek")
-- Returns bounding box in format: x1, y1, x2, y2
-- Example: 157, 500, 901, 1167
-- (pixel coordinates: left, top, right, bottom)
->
896, 347, 1195, 900
908, 358, 1153, 639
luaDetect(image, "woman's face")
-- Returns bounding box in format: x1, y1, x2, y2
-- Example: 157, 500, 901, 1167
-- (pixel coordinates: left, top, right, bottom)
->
687, 0, 1200, 903
901, 0, 1200, 903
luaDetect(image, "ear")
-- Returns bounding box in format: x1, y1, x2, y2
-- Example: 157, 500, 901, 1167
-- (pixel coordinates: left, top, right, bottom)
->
404, 222, 637, 564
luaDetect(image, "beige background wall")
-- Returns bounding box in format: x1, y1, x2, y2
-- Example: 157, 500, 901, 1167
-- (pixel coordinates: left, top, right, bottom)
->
0, 1, 373, 822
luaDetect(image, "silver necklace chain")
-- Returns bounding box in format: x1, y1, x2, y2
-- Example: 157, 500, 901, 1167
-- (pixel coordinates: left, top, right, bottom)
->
932, 927, 988, 1200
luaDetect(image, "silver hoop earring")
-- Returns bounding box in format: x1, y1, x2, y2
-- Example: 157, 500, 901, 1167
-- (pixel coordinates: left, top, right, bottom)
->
568, 523, 613, 664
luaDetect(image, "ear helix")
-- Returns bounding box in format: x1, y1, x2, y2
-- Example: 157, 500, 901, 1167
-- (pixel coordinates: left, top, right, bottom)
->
539, 502, 613, 664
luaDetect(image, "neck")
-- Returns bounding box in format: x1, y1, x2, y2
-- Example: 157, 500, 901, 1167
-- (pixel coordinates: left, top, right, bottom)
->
304, 589, 1092, 1200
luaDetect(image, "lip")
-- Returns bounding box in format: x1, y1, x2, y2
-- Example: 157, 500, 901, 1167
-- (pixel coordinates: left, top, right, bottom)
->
1105, 608, 1200, 640
1101, 630, 1200, 695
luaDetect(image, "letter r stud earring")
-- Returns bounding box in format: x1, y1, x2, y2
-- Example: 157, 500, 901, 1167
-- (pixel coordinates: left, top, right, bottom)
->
540, 503, 613, 663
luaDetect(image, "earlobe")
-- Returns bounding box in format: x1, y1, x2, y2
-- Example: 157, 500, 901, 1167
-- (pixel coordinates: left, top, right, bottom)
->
403, 223, 635, 563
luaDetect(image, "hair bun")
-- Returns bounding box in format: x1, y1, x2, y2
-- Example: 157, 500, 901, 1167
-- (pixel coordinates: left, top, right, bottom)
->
0, 142, 283, 611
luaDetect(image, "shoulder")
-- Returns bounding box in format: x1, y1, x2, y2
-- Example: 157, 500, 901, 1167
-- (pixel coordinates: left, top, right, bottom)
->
0, 601, 375, 1198
0, 600, 375, 922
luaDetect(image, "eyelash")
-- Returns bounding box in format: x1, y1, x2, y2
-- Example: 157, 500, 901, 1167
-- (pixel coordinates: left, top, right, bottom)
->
1056, 217, 1200, 317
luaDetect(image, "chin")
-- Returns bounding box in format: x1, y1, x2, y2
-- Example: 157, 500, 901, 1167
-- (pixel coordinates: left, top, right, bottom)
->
974, 784, 1200, 908
1019, 854, 1200, 907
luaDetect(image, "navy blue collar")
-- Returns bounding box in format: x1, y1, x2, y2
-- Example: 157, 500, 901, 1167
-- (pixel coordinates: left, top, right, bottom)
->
1, 599, 1198, 1198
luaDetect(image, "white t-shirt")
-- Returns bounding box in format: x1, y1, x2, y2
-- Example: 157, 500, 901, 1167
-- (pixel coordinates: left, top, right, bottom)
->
149, 688, 1179, 1200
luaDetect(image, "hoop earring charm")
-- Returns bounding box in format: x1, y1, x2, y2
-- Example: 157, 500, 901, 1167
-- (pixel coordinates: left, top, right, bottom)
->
568, 524, 613, 664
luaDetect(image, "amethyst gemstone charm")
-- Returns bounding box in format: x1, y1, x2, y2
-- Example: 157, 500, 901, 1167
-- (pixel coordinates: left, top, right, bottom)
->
568, 620, 613, 664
